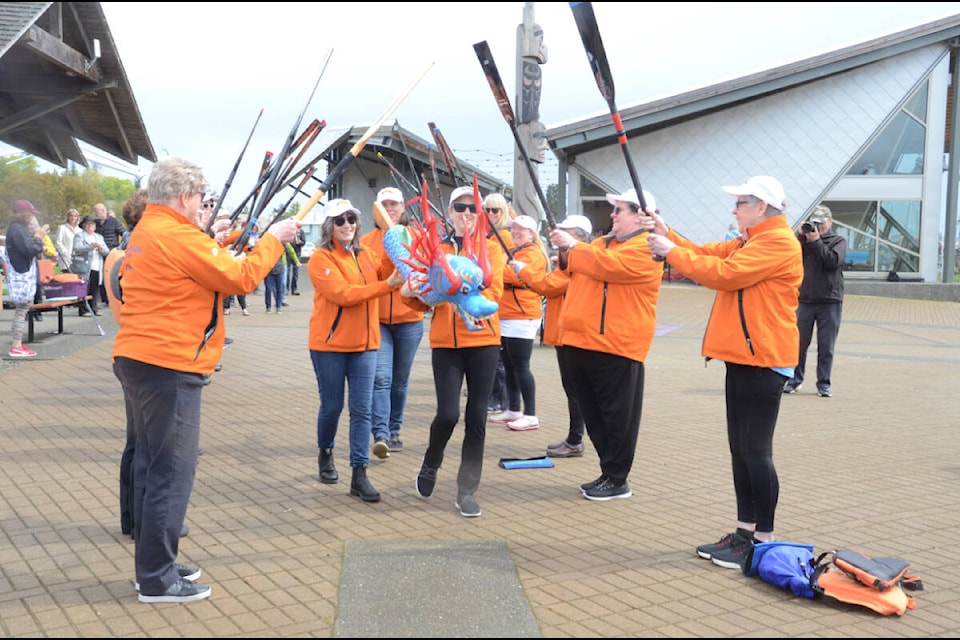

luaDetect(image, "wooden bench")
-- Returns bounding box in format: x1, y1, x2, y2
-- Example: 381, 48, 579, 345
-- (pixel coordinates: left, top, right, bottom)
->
27, 296, 92, 343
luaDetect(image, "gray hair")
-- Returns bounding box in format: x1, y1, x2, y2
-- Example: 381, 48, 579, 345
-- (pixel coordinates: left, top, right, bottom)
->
318, 215, 364, 251
146, 157, 207, 205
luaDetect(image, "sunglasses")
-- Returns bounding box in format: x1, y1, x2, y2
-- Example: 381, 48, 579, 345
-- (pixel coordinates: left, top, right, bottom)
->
453, 203, 477, 213
334, 214, 358, 227
202, 203, 215, 209
487, 207, 501, 214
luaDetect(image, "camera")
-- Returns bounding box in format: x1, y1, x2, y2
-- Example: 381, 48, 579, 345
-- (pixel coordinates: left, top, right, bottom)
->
801, 222, 816, 233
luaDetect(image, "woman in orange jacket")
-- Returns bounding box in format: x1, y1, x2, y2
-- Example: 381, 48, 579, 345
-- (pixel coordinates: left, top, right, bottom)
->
491, 214, 548, 431
402, 185, 504, 518
646, 175, 802, 572
309, 199, 402, 503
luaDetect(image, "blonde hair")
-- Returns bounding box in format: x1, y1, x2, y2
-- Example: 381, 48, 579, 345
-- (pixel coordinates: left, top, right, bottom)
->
482, 193, 515, 231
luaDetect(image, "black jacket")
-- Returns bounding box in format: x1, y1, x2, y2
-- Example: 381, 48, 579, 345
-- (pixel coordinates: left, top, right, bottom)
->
798, 230, 846, 304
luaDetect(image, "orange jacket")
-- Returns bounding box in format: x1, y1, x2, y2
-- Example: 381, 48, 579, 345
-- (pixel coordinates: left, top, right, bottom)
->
308, 241, 394, 352
112, 204, 283, 374
516, 267, 570, 346
361, 227, 425, 325
558, 231, 663, 362
501, 243, 547, 321
405, 236, 504, 349
665, 215, 802, 367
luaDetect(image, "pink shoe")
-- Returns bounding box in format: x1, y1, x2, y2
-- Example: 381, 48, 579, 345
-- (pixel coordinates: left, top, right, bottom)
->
9, 345, 37, 358
506, 415, 540, 431
489, 410, 522, 424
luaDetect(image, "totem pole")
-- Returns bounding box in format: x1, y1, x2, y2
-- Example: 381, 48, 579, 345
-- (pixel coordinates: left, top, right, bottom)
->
514, 2, 548, 225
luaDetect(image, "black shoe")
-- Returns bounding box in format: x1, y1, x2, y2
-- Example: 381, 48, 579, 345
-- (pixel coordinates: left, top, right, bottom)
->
817, 387, 832, 397
292, 292, 300, 296
318, 448, 338, 484
783, 382, 801, 394
281, 301, 290, 307
387, 434, 403, 450
223, 337, 234, 346
709, 532, 755, 570
415, 458, 438, 499
372, 438, 390, 459
583, 477, 631, 501
696, 532, 738, 560
579, 475, 607, 494
138, 577, 211, 603
34, 312, 43, 322
350, 464, 381, 502
214, 363, 222, 372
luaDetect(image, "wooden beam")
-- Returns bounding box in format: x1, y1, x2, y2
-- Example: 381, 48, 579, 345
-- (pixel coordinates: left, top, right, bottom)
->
0, 79, 117, 135
20, 25, 101, 83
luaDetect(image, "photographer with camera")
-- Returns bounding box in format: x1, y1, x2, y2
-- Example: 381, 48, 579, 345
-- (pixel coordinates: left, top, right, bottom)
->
783, 205, 847, 397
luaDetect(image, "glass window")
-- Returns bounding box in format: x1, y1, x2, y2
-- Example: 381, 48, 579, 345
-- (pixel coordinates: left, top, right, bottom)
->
846, 83, 927, 176
824, 199, 921, 274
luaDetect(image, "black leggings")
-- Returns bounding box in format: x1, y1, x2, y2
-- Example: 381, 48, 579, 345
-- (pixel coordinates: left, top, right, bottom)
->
724, 362, 786, 534
426, 345, 499, 496
501, 336, 536, 415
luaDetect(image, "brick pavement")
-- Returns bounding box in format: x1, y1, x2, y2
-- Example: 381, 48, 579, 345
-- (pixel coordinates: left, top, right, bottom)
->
1, 282, 958, 637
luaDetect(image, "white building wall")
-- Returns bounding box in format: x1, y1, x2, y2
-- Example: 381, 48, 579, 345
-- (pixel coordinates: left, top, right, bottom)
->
570, 45, 947, 247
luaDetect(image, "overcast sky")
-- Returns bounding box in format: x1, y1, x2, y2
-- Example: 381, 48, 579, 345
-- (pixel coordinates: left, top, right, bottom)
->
6, 2, 960, 212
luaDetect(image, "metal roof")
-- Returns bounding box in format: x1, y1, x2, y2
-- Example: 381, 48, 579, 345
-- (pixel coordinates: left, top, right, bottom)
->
546, 13, 960, 159
0, 1, 155, 168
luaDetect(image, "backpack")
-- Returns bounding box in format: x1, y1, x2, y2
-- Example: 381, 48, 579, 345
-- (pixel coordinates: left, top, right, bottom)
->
744, 542, 923, 616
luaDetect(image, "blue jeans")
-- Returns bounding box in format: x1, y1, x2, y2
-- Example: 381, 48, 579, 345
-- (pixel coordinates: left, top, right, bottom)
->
264, 271, 285, 310
310, 349, 376, 467
371, 321, 424, 441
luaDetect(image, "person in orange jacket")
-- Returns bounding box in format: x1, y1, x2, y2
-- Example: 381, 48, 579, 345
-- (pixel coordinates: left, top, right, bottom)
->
548, 188, 663, 503
112, 157, 302, 604
401, 185, 505, 518
361, 187, 425, 456
646, 175, 802, 572
491, 214, 549, 431
511, 214, 593, 458
309, 199, 403, 503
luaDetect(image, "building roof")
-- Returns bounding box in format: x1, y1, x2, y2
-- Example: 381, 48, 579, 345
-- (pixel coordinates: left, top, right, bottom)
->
0, 2, 155, 169
545, 13, 960, 159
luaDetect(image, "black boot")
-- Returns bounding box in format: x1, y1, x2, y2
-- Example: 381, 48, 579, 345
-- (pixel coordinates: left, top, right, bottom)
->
318, 448, 338, 484
350, 464, 380, 502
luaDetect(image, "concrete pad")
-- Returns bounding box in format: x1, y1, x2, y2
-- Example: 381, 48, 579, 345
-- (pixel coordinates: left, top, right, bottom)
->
335, 540, 541, 638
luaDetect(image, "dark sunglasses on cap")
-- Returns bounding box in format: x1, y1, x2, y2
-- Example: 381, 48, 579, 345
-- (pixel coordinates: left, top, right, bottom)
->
453, 203, 477, 213
334, 213, 358, 227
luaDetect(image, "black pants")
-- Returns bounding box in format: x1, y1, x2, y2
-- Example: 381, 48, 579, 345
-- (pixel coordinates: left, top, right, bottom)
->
426, 345, 499, 497
555, 346, 585, 445
561, 345, 644, 485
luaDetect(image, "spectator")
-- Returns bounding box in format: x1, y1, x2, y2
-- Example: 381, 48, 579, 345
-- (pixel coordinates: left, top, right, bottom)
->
491, 214, 548, 431
646, 175, 802, 571
784, 205, 846, 397
27, 214, 56, 320
308, 199, 402, 503
112, 156, 301, 603
71, 215, 108, 317
288, 227, 305, 296
401, 186, 505, 518
511, 214, 593, 457
94, 202, 125, 304
482, 192, 516, 414
547, 188, 664, 502
362, 187, 425, 455
5, 199, 44, 358
55, 209, 81, 271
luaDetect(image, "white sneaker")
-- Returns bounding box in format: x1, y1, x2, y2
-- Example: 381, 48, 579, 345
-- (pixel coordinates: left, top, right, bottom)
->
489, 410, 522, 424
506, 415, 540, 431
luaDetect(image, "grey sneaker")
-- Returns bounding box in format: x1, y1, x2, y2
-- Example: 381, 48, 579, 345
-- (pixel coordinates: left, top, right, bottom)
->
547, 440, 585, 458
387, 434, 403, 450
134, 563, 201, 591
817, 387, 832, 397
580, 474, 607, 494
138, 578, 211, 603
455, 494, 481, 517
415, 459, 438, 499
709, 532, 755, 570
783, 382, 801, 394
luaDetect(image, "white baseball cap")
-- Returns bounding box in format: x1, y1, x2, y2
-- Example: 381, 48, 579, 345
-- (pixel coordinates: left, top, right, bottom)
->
722, 176, 786, 210
509, 215, 538, 233
605, 188, 657, 212
556, 214, 592, 236
322, 198, 360, 220
448, 186, 474, 207
376, 187, 404, 204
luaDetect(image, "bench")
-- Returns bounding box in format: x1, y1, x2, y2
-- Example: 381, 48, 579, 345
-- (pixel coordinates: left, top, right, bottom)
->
27, 296, 93, 343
